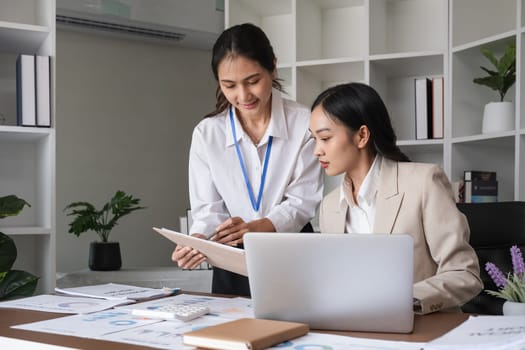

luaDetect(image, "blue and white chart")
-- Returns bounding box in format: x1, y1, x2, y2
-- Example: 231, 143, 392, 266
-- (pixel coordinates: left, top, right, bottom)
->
267, 332, 424, 350
102, 314, 231, 349
0, 294, 131, 314
13, 309, 162, 338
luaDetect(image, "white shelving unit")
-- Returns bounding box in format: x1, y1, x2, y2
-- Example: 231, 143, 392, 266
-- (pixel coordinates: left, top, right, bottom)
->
450, 0, 522, 201
226, 0, 524, 201
0, 0, 56, 294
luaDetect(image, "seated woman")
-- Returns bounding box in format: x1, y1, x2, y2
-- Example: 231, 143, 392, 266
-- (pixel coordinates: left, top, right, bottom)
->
309, 82, 482, 314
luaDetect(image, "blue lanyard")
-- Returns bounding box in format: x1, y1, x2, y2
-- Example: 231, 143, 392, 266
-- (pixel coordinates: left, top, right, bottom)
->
229, 107, 273, 212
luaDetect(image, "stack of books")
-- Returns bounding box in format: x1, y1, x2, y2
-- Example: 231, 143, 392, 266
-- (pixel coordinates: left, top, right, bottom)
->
16, 54, 51, 127
463, 170, 498, 203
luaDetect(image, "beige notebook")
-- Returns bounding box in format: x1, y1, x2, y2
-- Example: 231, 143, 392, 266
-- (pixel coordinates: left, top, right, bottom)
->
152, 227, 247, 276
183, 318, 309, 350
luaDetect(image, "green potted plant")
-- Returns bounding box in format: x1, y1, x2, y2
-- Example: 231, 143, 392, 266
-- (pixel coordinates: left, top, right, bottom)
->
0, 195, 39, 300
64, 190, 145, 271
473, 43, 516, 134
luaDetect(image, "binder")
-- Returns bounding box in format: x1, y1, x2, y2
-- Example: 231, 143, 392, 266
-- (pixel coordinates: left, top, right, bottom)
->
415, 77, 432, 139
16, 54, 36, 126
36, 55, 51, 127
432, 77, 444, 139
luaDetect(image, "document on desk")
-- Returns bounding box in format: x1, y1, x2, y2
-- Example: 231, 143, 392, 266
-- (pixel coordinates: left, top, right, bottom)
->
13, 309, 162, 338
153, 227, 248, 276
266, 332, 425, 350
0, 294, 131, 314
425, 315, 525, 350
54, 282, 174, 301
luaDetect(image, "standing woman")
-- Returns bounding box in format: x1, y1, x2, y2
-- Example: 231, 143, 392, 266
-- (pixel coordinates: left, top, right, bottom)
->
172, 23, 323, 296
309, 82, 482, 314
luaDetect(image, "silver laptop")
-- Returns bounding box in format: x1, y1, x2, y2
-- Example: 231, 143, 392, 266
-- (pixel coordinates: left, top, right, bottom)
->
243, 233, 414, 333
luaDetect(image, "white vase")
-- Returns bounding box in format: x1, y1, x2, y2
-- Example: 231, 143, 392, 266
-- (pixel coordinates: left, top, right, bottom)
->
502, 301, 525, 315
482, 101, 514, 134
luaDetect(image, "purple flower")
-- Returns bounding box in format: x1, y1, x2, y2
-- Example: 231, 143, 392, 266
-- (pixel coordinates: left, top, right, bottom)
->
511, 245, 525, 276
485, 262, 507, 288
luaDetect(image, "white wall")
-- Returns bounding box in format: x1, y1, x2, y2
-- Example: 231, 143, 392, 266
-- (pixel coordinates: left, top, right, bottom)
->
56, 29, 216, 273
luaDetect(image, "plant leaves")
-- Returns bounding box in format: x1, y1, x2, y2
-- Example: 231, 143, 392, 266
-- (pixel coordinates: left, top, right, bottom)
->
480, 47, 499, 68
480, 67, 498, 76
64, 191, 145, 242
499, 45, 516, 75
473, 76, 504, 92
0, 233, 17, 275
474, 44, 516, 101
0, 270, 38, 300
0, 195, 31, 219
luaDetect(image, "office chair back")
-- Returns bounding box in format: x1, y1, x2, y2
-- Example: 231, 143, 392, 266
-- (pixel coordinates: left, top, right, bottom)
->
457, 201, 525, 314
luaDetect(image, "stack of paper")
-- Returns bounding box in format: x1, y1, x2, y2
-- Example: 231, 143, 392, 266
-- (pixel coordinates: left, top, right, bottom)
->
0, 294, 131, 314
426, 315, 525, 350
54, 283, 175, 301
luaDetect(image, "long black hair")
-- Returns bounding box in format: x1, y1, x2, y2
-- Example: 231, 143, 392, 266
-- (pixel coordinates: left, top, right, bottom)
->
311, 82, 410, 162
204, 23, 284, 118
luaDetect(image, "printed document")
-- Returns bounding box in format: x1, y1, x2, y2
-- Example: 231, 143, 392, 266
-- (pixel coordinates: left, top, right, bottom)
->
0, 294, 131, 314
426, 315, 525, 349
153, 227, 247, 276
55, 282, 173, 301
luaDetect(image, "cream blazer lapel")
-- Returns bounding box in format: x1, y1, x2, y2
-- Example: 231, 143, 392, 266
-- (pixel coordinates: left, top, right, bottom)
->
319, 188, 347, 233
320, 158, 404, 234
373, 158, 404, 233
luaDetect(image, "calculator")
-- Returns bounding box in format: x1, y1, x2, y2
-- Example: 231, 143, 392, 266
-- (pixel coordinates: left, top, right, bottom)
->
131, 303, 210, 321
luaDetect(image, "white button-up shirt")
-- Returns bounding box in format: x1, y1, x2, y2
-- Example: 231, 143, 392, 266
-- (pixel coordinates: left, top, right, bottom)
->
339, 155, 382, 234
189, 90, 323, 237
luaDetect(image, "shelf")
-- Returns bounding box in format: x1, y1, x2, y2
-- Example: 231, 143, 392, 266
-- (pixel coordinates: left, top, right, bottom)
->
452, 31, 517, 53
370, 55, 444, 142
297, 56, 365, 67
369, 53, 444, 78
296, 0, 366, 61
296, 60, 364, 107
451, 37, 516, 138
452, 0, 516, 47
227, 0, 293, 65
0, 0, 55, 295
0, 21, 50, 54
452, 131, 516, 144
397, 139, 444, 147
225, 0, 525, 208
451, 137, 515, 200
370, 0, 447, 55
0, 131, 53, 230
0, 226, 52, 235
0, 125, 53, 140
521, 32, 525, 130
398, 142, 444, 167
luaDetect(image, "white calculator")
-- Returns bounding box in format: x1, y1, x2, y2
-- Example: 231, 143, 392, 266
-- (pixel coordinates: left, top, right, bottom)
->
131, 303, 210, 321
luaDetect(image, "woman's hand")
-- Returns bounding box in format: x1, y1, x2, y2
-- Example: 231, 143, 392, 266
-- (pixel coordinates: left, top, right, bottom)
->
212, 217, 249, 246
212, 217, 276, 246
171, 233, 207, 269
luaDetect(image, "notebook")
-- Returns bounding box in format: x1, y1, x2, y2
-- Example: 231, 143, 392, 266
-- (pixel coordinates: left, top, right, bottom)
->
243, 232, 414, 333
183, 318, 309, 350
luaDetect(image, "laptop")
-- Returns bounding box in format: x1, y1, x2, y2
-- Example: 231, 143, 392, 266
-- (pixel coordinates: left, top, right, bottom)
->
243, 233, 414, 333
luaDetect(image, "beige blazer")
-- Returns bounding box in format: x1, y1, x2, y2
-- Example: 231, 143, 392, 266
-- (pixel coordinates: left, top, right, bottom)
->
319, 158, 483, 314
